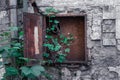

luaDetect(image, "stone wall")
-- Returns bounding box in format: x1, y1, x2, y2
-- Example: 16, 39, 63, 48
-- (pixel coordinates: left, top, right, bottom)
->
0, 0, 18, 79
34, 0, 120, 80
0, 0, 9, 79
2, 0, 120, 80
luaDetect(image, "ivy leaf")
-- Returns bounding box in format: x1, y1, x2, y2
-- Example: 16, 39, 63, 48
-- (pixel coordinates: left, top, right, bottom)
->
31, 65, 45, 77
65, 48, 70, 53
60, 34, 64, 39
54, 20, 59, 24
0, 61, 3, 66
20, 66, 31, 76
26, 73, 36, 79
4, 46, 11, 53
5, 67, 19, 76
43, 53, 50, 58
49, 20, 53, 23
56, 53, 67, 63
45, 7, 58, 14
19, 31, 24, 36
14, 43, 21, 47
43, 72, 53, 80
0, 48, 5, 54
45, 35, 53, 39
21, 65, 45, 77
51, 25, 55, 31
12, 46, 20, 50
43, 44, 54, 51
2, 32, 10, 36
9, 27, 18, 31
19, 57, 30, 62
52, 38, 58, 44
19, 31, 24, 39
56, 58, 64, 63
54, 44, 61, 51
10, 52, 22, 57
61, 37, 68, 44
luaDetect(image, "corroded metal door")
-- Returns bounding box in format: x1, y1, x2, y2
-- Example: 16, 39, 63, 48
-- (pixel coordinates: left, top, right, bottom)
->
23, 13, 44, 62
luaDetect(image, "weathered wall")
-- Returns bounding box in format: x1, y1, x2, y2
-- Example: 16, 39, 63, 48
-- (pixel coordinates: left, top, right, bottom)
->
34, 0, 120, 80
0, 0, 18, 79
0, 0, 10, 79
2, 0, 120, 80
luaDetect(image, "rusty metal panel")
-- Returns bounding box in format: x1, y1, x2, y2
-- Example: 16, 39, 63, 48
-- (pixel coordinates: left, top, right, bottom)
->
56, 16, 86, 61
23, 13, 44, 63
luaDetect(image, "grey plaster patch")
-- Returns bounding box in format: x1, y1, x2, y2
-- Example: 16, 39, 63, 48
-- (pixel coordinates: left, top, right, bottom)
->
91, 26, 101, 40
103, 39, 116, 46
102, 19, 115, 32
103, 5, 116, 19
102, 33, 115, 39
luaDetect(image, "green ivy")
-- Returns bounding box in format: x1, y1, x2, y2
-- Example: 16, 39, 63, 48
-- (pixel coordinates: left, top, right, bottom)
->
0, 7, 74, 80
43, 7, 74, 63
20, 65, 45, 77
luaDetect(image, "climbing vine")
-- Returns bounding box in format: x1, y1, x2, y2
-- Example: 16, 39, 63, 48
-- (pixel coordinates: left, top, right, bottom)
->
0, 7, 74, 80
43, 7, 74, 64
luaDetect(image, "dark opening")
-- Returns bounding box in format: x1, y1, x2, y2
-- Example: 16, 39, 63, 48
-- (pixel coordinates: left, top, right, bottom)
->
46, 15, 86, 62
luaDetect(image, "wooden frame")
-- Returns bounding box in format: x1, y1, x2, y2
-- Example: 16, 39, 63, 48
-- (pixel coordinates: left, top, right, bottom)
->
45, 13, 88, 64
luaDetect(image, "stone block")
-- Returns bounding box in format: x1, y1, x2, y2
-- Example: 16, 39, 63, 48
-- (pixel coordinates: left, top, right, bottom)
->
1, 17, 9, 24
102, 33, 115, 39
102, 19, 115, 32
116, 5, 120, 19
86, 0, 104, 5
117, 40, 120, 45
101, 56, 120, 67
81, 75, 91, 80
117, 45, 120, 51
9, 0, 17, 6
10, 9, 17, 26
36, 0, 54, 6
108, 66, 120, 77
61, 67, 72, 80
103, 0, 115, 5
0, 11, 7, 19
100, 47, 116, 57
116, 19, 120, 39
103, 5, 116, 19
103, 39, 116, 46
91, 26, 101, 40
91, 10, 102, 40
0, 24, 9, 31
